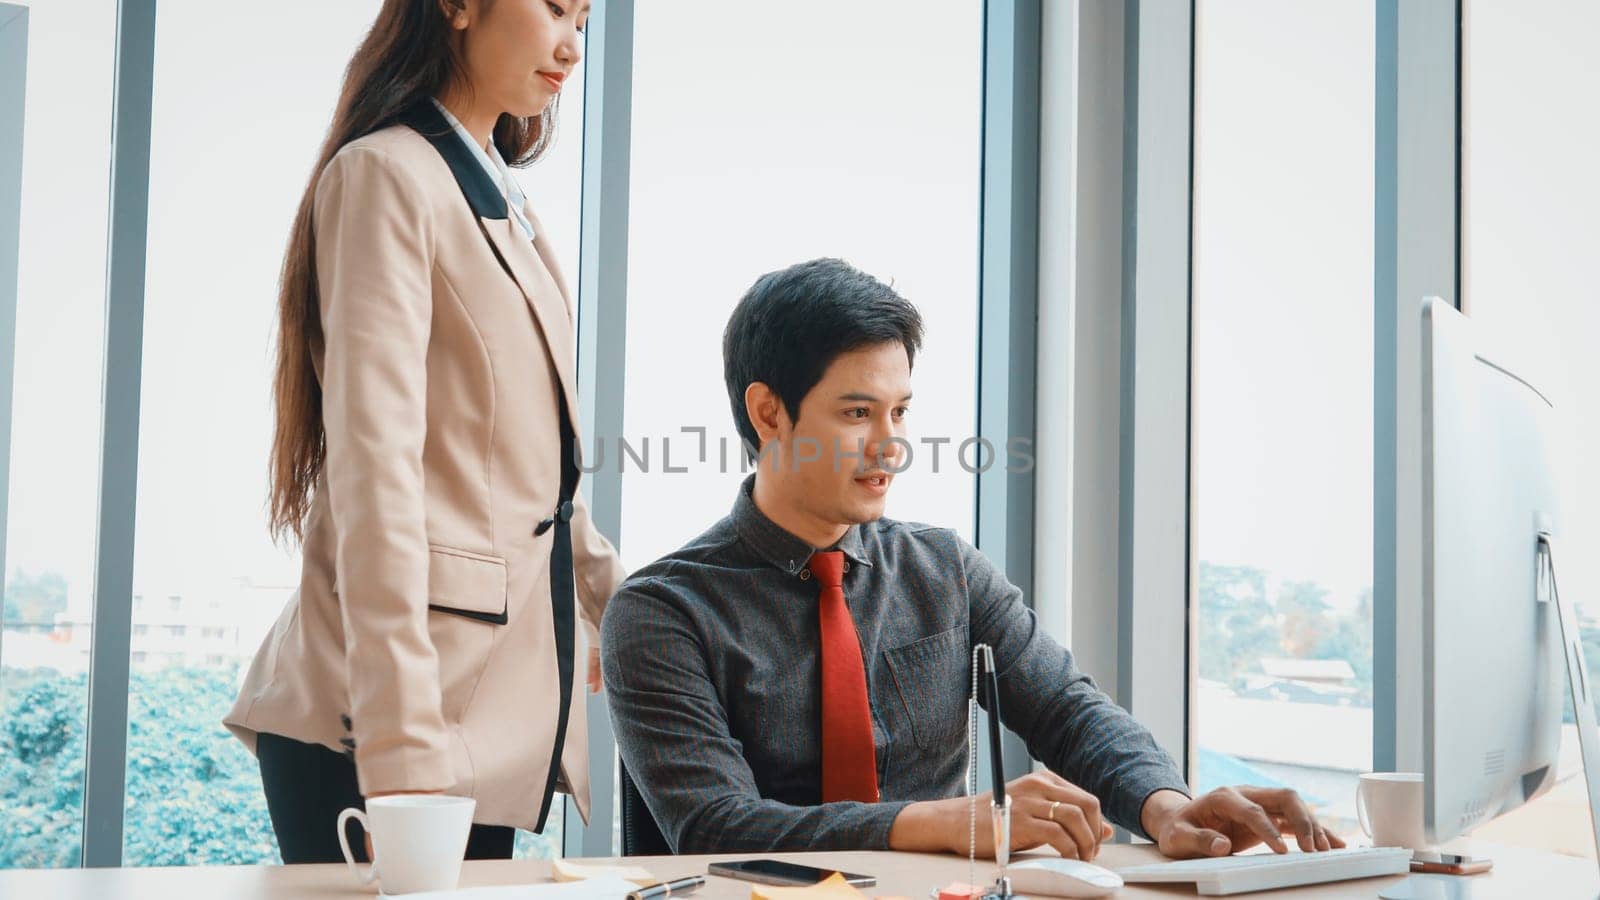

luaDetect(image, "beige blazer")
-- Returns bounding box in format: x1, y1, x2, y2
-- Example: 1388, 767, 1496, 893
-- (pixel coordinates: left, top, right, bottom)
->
226, 103, 625, 831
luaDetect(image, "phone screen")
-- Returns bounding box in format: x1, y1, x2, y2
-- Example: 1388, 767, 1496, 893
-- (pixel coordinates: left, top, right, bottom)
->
708, 859, 877, 887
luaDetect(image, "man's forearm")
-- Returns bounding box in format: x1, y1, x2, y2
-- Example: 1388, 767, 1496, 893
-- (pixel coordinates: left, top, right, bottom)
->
671, 793, 914, 855
887, 798, 962, 854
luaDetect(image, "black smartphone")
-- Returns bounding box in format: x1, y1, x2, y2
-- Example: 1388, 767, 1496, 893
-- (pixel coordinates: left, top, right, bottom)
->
707, 859, 877, 888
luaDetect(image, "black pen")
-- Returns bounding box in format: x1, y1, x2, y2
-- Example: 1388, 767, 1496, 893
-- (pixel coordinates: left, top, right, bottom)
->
627, 874, 706, 900
981, 645, 1006, 802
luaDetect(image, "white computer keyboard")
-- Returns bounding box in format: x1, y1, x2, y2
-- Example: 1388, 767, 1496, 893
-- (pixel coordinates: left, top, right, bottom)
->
1116, 846, 1413, 895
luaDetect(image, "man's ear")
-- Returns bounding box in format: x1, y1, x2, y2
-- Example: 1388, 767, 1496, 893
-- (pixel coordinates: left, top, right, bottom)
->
744, 382, 789, 451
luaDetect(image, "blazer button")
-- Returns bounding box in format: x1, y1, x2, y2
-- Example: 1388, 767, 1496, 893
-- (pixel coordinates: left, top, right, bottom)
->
799, 569, 811, 581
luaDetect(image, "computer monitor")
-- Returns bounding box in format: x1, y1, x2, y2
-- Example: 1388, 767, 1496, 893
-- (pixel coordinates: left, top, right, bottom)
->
1420, 296, 1599, 855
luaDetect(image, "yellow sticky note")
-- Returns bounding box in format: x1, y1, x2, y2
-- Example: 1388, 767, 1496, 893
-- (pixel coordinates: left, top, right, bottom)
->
550, 857, 657, 886
751, 872, 869, 899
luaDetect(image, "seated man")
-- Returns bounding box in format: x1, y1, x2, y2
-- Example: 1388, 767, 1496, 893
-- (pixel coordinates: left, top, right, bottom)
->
601, 258, 1343, 860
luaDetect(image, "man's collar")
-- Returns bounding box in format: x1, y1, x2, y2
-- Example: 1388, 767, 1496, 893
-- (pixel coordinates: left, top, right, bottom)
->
730, 475, 875, 577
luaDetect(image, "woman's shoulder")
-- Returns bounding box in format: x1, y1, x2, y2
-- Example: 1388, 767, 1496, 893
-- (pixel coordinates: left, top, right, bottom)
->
317, 122, 452, 206
328, 122, 438, 175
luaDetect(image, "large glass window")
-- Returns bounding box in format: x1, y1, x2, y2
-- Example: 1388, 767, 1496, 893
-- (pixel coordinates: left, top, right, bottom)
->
1191, 0, 1376, 833
123, 0, 382, 866
619, 0, 983, 572
0, 0, 117, 870
1455, 0, 1600, 858
124, 1, 583, 864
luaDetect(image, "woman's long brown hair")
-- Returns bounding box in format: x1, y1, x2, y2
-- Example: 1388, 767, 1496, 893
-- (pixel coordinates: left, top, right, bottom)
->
270, 0, 560, 543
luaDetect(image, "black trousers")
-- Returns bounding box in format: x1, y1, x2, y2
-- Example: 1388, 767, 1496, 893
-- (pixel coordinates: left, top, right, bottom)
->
256, 731, 515, 864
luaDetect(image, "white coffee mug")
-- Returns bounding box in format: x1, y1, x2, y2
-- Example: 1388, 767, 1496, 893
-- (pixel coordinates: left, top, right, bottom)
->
1357, 771, 1428, 850
337, 794, 475, 895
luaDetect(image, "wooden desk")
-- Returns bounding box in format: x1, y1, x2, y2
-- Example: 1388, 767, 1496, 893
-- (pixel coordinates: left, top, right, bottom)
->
1, 842, 1592, 899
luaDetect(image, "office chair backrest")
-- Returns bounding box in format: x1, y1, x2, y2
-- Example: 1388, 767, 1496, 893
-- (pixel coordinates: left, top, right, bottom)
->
619, 758, 673, 856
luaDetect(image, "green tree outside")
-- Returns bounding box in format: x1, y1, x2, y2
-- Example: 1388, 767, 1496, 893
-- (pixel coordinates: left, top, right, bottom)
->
1199, 562, 1374, 702
1197, 563, 1278, 688
2, 569, 69, 629
1, 664, 563, 868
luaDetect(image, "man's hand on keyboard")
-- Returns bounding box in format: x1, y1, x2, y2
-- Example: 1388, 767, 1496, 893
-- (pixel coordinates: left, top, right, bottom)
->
1140, 786, 1347, 859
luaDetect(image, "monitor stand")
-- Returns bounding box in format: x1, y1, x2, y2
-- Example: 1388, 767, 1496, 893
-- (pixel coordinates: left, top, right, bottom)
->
1540, 533, 1600, 865
1385, 534, 1600, 900
1541, 533, 1600, 894
1379, 873, 1478, 899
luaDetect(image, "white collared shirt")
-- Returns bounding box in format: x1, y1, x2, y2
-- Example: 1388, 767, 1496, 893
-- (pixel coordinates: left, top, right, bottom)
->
431, 99, 536, 240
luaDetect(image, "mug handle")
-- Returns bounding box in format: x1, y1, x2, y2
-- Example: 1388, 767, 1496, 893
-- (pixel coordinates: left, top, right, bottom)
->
1355, 783, 1373, 839
337, 807, 380, 887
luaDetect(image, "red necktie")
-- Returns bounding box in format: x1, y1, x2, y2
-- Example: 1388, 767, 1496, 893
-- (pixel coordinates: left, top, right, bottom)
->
810, 550, 880, 803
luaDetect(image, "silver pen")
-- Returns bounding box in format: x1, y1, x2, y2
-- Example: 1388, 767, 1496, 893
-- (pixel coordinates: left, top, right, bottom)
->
627, 874, 707, 900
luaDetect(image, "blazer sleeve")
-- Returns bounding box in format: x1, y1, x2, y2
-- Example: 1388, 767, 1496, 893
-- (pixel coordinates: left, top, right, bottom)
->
521, 201, 627, 631
570, 487, 626, 631
314, 145, 453, 796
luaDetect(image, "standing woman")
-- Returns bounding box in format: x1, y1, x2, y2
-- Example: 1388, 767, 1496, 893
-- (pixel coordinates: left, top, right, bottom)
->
225, 0, 624, 862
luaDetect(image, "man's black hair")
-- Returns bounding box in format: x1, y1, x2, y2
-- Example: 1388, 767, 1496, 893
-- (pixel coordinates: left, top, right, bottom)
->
722, 257, 924, 460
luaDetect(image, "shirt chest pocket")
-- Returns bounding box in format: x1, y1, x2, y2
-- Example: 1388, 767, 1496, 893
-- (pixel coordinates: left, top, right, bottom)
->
883, 626, 970, 751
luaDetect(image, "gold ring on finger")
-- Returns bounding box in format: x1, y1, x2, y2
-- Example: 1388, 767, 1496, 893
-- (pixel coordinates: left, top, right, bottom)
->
1049, 800, 1061, 823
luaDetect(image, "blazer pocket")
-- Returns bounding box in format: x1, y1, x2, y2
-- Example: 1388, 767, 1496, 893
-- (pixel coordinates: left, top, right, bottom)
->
427, 546, 509, 625
884, 625, 970, 751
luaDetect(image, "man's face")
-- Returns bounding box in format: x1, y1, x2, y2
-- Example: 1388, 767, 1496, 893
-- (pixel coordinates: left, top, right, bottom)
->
761, 342, 914, 529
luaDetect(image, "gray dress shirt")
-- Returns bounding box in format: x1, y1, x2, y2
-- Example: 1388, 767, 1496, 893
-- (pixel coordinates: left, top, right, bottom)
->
601, 475, 1189, 854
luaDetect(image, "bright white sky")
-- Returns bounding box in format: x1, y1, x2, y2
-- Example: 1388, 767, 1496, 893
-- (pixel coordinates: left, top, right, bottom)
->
1460, 0, 1600, 606
1193, 0, 1599, 613
616, 0, 982, 570
3, 0, 1594, 643
1192, 0, 1378, 609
